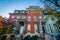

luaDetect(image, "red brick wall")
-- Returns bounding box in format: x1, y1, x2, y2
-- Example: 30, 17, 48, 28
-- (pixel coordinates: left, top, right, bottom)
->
26, 9, 44, 33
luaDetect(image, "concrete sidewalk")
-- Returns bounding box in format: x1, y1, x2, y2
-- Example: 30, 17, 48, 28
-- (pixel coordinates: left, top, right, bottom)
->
45, 34, 56, 40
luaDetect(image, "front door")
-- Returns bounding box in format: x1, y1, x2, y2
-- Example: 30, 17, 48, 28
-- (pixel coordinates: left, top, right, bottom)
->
19, 22, 24, 34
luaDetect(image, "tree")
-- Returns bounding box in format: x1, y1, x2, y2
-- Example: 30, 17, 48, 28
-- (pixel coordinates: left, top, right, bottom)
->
55, 13, 60, 26
4, 17, 16, 34
0, 16, 8, 39
41, 0, 60, 13
0, 16, 5, 34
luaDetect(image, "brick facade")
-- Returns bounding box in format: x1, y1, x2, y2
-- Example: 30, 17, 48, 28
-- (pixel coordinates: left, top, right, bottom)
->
9, 6, 44, 34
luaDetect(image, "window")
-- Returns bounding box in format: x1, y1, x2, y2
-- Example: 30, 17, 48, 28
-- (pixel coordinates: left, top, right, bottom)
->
58, 0, 60, 5
11, 16, 14, 18
17, 16, 20, 19
27, 24, 31, 30
14, 10, 19, 13
34, 10, 36, 13
39, 16, 42, 19
34, 16, 37, 21
28, 16, 31, 21
22, 11, 25, 13
28, 10, 30, 14
54, 24, 58, 32
29, 6, 39, 8
34, 24, 38, 33
20, 10, 25, 13
23, 16, 26, 19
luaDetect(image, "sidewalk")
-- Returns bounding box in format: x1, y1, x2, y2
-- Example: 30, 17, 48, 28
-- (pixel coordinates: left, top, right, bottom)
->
45, 34, 56, 40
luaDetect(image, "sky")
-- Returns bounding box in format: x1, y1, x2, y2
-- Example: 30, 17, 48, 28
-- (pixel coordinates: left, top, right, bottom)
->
0, 0, 44, 18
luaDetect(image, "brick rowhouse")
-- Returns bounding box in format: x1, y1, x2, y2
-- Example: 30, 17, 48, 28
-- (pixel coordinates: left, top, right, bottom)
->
9, 6, 44, 34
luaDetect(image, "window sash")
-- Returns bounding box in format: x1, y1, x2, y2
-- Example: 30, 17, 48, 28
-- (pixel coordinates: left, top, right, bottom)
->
17, 16, 20, 19
34, 16, 37, 21
28, 16, 31, 21
28, 10, 30, 14
27, 24, 31, 30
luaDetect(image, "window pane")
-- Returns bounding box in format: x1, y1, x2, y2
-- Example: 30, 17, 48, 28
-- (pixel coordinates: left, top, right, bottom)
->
58, 0, 60, 5
34, 10, 36, 13
23, 16, 26, 19
11, 16, 14, 18
28, 16, 31, 21
20, 10, 25, 13
27, 24, 31, 30
39, 16, 42, 19
28, 10, 30, 14
17, 16, 20, 19
14, 10, 19, 13
34, 24, 37, 29
34, 16, 37, 21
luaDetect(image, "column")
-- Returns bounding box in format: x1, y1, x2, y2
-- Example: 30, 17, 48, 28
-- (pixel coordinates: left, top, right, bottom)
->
46, 23, 49, 34
16, 21, 20, 34
39, 16, 43, 37
24, 22, 26, 34
20, 26, 24, 34
39, 19, 43, 37
47, 23, 51, 34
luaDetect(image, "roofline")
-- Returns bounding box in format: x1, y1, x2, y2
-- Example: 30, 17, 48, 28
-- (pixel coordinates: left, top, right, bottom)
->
9, 13, 26, 15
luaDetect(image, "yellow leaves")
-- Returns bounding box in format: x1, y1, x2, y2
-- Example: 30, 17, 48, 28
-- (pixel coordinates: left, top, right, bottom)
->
47, 10, 52, 13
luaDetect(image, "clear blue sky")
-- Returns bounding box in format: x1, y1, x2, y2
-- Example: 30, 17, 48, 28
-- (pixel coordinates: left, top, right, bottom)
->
0, 0, 44, 18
